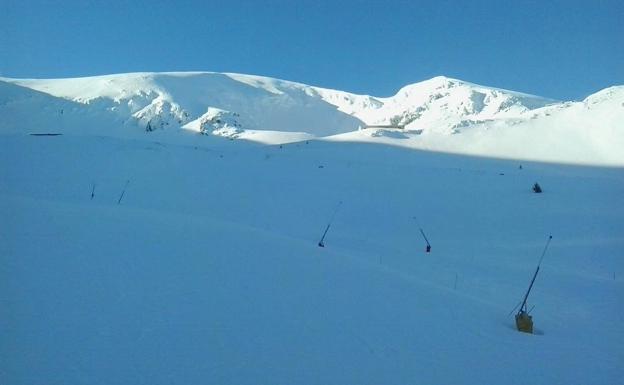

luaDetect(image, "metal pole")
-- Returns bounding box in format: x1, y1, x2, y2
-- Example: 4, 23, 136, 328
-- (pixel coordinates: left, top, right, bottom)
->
117, 180, 130, 205
420, 228, 431, 252
518, 235, 552, 313
318, 224, 331, 247
318, 201, 342, 247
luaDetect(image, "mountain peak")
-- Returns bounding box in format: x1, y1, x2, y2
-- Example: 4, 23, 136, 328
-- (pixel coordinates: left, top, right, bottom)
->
395, 76, 462, 95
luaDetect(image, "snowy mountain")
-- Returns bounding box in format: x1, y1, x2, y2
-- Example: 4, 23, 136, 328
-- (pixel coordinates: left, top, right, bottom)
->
331, 85, 624, 166
1, 72, 623, 165
316, 75, 554, 134
1, 72, 365, 137
0, 80, 125, 135
2, 72, 623, 385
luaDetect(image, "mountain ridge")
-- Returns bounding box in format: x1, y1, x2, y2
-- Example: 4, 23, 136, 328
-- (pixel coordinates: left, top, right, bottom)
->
1, 72, 622, 165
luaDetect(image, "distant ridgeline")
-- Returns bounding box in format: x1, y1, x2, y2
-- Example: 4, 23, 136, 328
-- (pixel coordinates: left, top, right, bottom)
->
1, 73, 622, 165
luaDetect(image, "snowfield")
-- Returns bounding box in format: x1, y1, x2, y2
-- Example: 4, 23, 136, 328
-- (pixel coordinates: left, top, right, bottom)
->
1, 72, 623, 385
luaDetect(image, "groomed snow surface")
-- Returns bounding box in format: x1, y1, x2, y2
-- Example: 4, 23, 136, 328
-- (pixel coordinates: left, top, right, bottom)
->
2, 132, 623, 385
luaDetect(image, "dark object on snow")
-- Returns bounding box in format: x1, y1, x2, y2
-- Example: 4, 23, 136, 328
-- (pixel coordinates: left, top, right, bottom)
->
117, 180, 130, 205
514, 235, 552, 334
29, 133, 62, 136
532, 183, 542, 193
519, 165, 523, 170
317, 201, 343, 248
420, 228, 432, 253
515, 311, 533, 333
318, 223, 331, 248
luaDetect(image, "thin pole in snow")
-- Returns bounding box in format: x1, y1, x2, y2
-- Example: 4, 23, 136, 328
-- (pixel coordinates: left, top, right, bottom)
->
420, 228, 431, 252
117, 180, 130, 205
318, 201, 342, 247
508, 300, 522, 316
518, 235, 553, 314
318, 223, 331, 248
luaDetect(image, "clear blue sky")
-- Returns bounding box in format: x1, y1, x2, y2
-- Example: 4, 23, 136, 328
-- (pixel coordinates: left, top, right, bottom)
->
1, 0, 622, 100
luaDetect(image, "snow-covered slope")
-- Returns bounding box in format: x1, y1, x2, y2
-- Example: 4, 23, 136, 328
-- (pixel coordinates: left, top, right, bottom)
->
2, 72, 365, 137
1, 72, 623, 165
2, 72, 552, 136
2, 133, 622, 385
0, 80, 127, 135
330, 85, 624, 165
2, 72, 623, 384
316, 76, 554, 134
